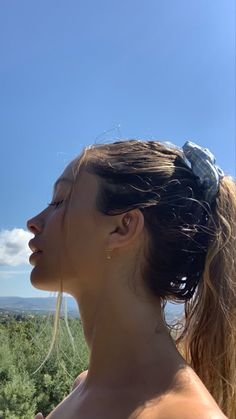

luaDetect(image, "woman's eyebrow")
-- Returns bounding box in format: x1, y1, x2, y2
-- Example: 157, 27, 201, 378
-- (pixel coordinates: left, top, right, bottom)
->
52, 177, 72, 195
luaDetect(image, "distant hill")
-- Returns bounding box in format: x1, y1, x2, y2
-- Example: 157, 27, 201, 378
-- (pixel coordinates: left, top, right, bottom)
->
0, 296, 184, 322
0, 296, 80, 317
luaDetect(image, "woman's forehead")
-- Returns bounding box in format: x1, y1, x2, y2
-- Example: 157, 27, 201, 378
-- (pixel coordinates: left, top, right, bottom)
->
65, 158, 77, 175
59, 159, 98, 198
52, 160, 77, 195
59, 159, 78, 181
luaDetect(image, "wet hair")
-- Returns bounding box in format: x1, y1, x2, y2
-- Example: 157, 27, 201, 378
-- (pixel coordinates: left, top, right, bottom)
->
32, 139, 236, 418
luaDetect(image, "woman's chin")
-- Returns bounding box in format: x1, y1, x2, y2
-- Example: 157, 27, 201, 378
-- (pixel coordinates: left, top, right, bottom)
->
30, 271, 60, 293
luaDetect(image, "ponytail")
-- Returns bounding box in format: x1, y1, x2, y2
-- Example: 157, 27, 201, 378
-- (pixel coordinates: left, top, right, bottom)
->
175, 175, 236, 419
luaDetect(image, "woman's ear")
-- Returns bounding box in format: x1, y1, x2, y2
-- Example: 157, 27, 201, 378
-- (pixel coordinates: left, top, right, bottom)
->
106, 209, 145, 250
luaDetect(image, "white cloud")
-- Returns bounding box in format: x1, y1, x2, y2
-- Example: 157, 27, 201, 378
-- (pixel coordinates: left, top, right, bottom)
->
0, 228, 33, 266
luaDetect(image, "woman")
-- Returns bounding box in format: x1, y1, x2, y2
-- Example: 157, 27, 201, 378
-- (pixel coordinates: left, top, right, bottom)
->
28, 139, 235, 418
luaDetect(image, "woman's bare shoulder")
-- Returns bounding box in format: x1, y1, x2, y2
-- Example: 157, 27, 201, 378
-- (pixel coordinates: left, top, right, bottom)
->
69, 369, 227, 419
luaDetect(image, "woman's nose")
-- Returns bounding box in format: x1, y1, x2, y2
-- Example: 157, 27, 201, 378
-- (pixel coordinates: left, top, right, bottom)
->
26, 217, 42, 234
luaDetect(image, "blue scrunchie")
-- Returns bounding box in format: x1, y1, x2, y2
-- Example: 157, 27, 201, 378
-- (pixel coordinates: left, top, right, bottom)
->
162, 140, 225, 203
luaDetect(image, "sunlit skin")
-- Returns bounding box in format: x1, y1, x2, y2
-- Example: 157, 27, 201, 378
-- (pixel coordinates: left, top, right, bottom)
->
27, 159, 225, 418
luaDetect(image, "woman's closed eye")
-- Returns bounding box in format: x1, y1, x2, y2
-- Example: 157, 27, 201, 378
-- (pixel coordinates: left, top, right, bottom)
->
47, 200, 64, 208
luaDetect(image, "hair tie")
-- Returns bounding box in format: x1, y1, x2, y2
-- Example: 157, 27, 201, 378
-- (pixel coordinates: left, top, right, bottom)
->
181, 140, 225, 203
162, 140, 225, 204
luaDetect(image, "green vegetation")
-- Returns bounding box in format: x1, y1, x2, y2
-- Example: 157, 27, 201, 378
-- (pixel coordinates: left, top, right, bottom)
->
0, 313, 89, 418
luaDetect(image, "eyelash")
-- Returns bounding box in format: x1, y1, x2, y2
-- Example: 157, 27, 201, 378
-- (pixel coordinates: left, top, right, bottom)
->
47, 200, 64, 208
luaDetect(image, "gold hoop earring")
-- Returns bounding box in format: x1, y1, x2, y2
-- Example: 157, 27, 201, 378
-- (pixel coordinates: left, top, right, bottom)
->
124, 217, 131, 226
105, 249, 113, 260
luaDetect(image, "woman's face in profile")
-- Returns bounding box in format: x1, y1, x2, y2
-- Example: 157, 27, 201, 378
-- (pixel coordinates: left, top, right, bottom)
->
26, 158, 110, 298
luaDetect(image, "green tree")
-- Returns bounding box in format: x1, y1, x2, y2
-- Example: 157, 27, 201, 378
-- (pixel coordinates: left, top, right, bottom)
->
0, 313, 89, 417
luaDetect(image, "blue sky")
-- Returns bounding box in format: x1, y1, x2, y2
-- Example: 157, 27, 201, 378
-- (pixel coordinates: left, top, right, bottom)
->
0, 0, 235, 301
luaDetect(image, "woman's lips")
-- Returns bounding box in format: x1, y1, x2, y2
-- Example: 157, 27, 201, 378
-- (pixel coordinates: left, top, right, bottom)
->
29, 250, 43, 264
28, 240, 42, 253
